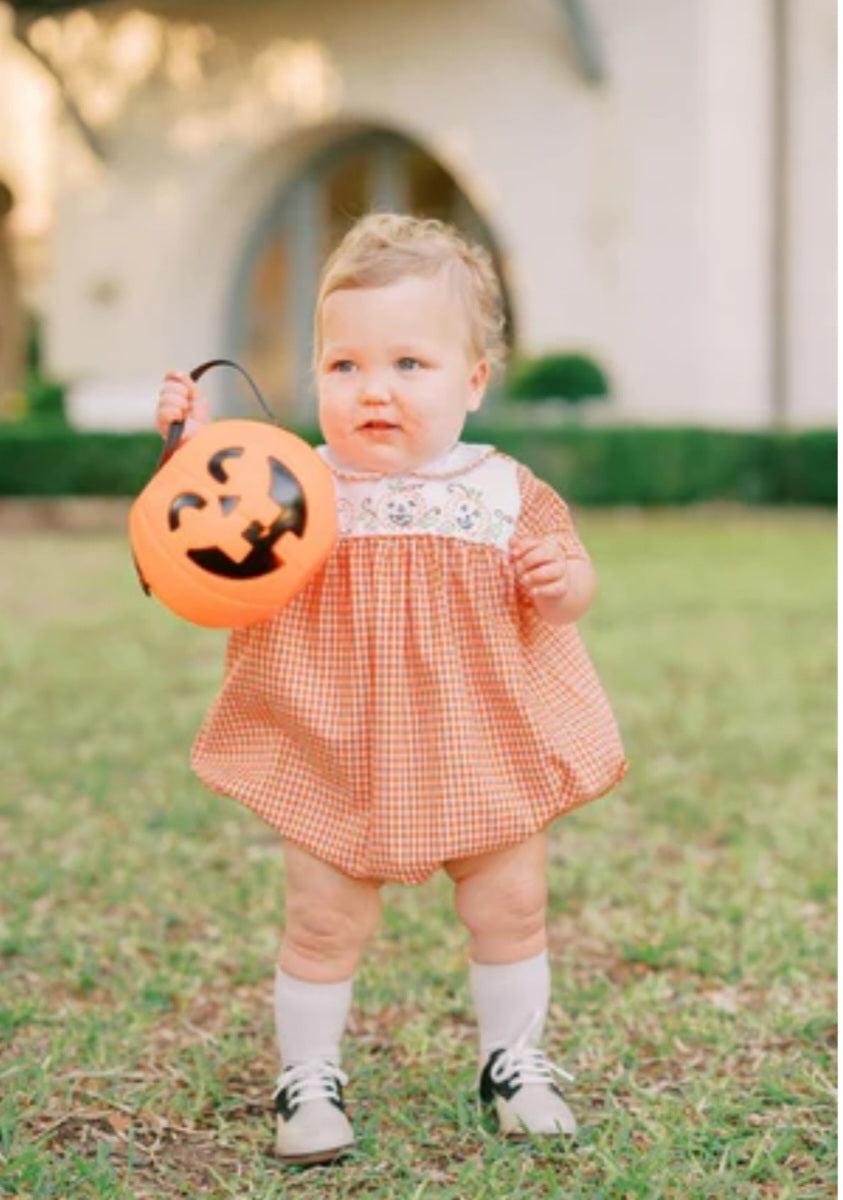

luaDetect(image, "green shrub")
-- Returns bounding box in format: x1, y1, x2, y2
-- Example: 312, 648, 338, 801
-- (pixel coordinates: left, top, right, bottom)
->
0, 375, 68, 429
0, 424, 835, 506
1, 312, 71, 428
505, 352, 610, 404
25, 376, 68, 426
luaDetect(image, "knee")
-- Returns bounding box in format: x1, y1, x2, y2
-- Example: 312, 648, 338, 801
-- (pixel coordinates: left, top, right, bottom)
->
284, 885, 381, 974
455, 865, 547, 948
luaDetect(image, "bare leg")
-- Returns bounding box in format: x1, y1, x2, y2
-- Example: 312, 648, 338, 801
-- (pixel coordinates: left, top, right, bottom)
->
280, 840, 382, 982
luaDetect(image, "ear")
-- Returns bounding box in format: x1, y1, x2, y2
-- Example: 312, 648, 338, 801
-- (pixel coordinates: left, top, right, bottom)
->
466, 358, 490, 412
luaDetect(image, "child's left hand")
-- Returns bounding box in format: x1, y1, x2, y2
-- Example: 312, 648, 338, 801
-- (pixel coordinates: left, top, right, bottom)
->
509, 534, 570, 600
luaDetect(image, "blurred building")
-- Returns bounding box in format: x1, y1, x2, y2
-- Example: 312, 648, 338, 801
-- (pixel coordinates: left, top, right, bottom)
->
0, 0, 836, 429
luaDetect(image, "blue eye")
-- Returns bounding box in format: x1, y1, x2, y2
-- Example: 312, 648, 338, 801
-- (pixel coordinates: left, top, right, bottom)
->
397, 357, 421, 371
331, 360, 355, 373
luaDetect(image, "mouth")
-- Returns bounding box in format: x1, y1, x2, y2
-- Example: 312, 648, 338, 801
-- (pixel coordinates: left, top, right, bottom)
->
359, 420, 400, 432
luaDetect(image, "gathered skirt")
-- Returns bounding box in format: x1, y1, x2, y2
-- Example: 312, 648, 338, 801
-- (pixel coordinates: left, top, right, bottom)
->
191, 532, 627, 884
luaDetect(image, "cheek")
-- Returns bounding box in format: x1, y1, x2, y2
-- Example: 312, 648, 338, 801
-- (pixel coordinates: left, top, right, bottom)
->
318, 383, 347, 428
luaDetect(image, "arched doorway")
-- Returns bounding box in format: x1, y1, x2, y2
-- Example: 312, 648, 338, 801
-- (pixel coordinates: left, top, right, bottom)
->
228, 128, 513, 422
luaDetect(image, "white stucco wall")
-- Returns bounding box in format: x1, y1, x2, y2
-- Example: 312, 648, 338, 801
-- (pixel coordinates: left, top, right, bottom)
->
696, 0, 774, 428
41, 0, 835, 431
783, 0, 837, 427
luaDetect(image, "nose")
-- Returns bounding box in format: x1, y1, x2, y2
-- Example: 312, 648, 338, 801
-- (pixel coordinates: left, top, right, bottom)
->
360, 372, 392, 404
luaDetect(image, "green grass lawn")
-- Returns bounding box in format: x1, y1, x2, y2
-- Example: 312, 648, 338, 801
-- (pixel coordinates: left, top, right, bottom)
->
0, 507, 836, 1199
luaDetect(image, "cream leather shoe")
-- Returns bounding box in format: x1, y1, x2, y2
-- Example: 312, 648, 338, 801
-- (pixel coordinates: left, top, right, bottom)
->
479, 1019, 577, 1138
274, 1060, 355, 1165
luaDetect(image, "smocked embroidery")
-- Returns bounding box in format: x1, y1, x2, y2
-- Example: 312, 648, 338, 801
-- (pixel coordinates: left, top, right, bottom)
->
323, 445, 520, 549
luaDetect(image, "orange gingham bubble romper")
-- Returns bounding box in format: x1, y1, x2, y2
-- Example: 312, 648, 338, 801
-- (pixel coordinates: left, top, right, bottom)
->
191, 442, 627, 884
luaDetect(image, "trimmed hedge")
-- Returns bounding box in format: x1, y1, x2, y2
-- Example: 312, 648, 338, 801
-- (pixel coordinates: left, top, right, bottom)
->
0, 428, 165, 497
466, 425, 838, 506
0, 423, 835, 506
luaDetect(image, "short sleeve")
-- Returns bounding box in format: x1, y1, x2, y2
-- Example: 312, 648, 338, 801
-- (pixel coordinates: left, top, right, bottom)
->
514, 463, 589, 560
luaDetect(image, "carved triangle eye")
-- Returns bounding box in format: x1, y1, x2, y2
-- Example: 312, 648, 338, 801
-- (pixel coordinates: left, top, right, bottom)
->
218, 494, 239, 515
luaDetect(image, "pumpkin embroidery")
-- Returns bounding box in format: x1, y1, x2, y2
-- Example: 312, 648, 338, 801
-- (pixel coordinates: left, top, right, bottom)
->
377, 485, 428, 529
443, 483, 490, 537
322, 444, 519, 549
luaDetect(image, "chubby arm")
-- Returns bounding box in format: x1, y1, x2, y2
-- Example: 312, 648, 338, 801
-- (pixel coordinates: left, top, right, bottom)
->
510, 534, 597, 626
509, 463, 597, 626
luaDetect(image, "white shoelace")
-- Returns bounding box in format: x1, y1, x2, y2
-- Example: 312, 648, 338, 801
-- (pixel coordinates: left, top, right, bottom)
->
273, 1060, 348, 1107
490, 1012, 576, 1090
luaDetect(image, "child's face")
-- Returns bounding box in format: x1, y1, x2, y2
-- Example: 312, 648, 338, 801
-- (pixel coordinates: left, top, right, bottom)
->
316, 273, 489, 474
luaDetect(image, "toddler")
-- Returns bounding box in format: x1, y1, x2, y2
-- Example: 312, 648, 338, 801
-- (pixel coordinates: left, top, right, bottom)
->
156, 213, 626, 1164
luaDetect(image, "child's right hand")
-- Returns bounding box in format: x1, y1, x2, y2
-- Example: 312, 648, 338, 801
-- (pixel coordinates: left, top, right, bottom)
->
155, 370, 211, 441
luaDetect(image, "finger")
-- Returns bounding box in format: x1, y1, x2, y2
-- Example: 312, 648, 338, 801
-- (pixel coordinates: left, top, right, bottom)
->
522, 563, 569, 590
509, 536, 539, 563
157, 397, 190, 420
163, 370, 194, 387
158, 380, 193, 401
530, 579, 570, 599
158, 402, 183, 423
517, 550, 553, 573
510, 535, 548, 561
157, 401, 189, 422
517, 544, 565, 573
155, 403, 189, 433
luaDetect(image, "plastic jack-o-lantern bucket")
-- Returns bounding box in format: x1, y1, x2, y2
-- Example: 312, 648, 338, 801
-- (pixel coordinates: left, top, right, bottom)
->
130, 360, 338, 628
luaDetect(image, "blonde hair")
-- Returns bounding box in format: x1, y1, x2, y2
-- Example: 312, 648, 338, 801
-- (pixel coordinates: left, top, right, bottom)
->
314, 212, 507, 373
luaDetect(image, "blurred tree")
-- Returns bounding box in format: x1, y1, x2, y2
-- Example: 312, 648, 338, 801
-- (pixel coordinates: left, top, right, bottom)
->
0, 180, 25, 407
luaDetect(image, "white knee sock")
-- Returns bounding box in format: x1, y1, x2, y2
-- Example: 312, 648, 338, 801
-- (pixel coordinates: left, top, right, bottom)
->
274, 968, 353, 1068
469, 951, 551, 1057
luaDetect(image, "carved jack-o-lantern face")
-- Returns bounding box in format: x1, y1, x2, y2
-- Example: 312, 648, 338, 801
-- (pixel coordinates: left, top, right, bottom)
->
168, 446, 307, 579
129, 420, 338, 628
